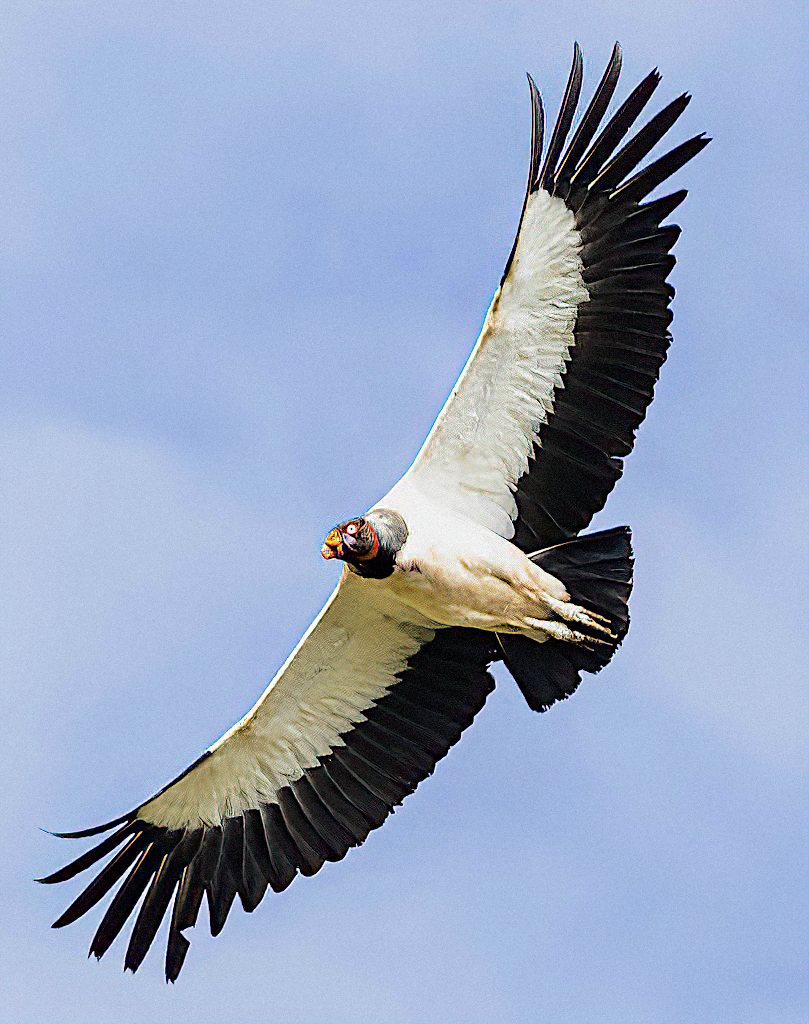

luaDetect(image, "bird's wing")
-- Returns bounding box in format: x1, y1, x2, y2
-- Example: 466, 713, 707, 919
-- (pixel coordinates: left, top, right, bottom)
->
407, 42, 709, 546
39, 574, 498, 980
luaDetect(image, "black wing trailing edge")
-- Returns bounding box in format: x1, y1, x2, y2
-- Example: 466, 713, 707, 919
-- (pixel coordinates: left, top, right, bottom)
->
39, 628, 498, 981
510, 41, 710, 551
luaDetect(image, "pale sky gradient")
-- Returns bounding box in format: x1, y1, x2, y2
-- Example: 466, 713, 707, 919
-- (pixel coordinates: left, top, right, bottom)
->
1, 3, 807, 1022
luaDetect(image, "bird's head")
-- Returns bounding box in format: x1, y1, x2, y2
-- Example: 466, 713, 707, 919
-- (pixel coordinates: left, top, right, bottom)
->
320, 508, 408, 579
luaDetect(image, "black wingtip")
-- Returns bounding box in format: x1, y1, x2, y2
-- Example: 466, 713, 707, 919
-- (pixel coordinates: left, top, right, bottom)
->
538, 40, 584, 191
526, 71, 544, 192
500, 72, 544, 286
42, 813, 134, 840
555, 41, 625, 199
165, 930, 190, 984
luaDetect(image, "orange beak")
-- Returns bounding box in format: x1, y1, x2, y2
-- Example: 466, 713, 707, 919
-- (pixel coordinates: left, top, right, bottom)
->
321, 528, 344, 560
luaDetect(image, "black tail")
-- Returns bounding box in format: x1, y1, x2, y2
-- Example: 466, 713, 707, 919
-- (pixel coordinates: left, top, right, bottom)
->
497, 526, 633, 712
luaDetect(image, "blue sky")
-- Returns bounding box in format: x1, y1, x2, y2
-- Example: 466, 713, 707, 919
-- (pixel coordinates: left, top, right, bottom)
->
1, 2, 806, 1022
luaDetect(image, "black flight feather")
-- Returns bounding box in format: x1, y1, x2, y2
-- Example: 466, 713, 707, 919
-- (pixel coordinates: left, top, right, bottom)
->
125, 839, 190, 973
258, 803, 299, 891
538, 42, 583, 190
555, 42, 622, 198
50, 831, 153, 929
37, 821, 138, 885
566, 68, 661, 202
501, 72, 543, 285
90, 841, 167, 959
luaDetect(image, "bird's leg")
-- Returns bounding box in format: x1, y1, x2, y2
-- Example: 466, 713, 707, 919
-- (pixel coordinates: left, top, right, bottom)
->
523, 617, 613, 646
541, 595, 614, 637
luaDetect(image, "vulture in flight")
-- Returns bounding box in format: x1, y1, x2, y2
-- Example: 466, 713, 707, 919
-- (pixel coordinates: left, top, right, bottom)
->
40, 43, 709, 981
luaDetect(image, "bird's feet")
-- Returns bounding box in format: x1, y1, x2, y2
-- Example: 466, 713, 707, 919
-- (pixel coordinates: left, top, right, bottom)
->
523, 616, 614, 647
541, 595, 614, 637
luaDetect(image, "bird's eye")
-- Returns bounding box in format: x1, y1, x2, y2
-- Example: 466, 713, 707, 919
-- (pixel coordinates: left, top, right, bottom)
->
346, 524, 357, 535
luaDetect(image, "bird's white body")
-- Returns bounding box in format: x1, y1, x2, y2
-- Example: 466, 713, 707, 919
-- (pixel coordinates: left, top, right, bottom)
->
374, 479, 568, 635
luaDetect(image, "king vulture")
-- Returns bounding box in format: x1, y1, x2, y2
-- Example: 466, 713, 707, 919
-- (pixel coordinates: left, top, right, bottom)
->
40, 43, 709, 981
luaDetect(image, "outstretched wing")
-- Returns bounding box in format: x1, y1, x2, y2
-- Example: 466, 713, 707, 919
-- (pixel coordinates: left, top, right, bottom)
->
407, 42, 709, 545
39, 575, 498, 980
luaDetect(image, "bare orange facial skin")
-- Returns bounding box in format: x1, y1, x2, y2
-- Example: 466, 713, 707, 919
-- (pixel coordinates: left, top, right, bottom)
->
321, 528, 343, 560
320, 514, 400, 579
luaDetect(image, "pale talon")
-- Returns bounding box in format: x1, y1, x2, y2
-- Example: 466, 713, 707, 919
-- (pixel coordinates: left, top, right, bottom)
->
581, 635, 614, 648
524, 618, 588, 644
543, 595, 614, 636
523, 614, 617, 646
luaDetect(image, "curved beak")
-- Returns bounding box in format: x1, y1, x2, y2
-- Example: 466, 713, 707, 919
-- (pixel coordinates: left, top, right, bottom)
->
321, 528, 344, 560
